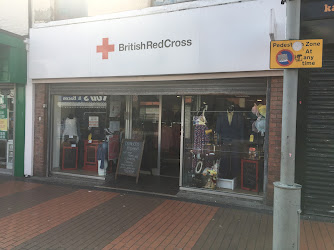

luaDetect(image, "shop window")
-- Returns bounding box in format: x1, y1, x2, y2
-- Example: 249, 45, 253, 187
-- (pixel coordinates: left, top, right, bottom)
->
0, 89, 15, 171
183, 95, 266, 194
52, 95, 125, 175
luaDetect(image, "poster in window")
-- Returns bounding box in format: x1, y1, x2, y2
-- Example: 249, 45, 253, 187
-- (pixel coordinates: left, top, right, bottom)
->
0, 119, 7, 131
89, 116, 99, 127
109, 96, 121, 118
109, 121, 120, 133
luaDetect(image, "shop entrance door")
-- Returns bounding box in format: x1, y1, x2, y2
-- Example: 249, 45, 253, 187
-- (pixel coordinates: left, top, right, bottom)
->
131, 95, 159, 173
129, 95, 182, 178
160, 96, 182, 177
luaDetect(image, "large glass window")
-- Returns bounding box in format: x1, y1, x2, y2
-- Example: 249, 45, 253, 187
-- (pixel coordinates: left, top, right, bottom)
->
183, 95, 266, 194
51, 92, 266, 194
52, 95, 126, 175
0, 89, 15, 172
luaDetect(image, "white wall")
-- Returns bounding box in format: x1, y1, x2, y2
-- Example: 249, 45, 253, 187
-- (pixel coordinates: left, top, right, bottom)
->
31, 0, 151, 24
88, 0, 151, 16
32, 0, 54, 24
0, 0, 29, 36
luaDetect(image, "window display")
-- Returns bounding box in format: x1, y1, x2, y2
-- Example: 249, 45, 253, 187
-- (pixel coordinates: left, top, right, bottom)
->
52, 95, 161, 176
51, 93, 266, 195
183, 95, 266, 193
52, 95, 125, 175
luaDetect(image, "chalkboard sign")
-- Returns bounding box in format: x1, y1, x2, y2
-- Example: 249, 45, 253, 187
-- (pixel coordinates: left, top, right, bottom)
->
241, 159, 263, 192
242, 161, 257, 190
115, 139, 145, 184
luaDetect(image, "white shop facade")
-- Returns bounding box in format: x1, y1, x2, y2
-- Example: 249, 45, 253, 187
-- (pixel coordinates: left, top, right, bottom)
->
28, 0, 286, 200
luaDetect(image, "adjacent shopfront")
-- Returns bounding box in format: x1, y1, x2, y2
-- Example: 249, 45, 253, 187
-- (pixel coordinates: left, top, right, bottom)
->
0, 30, 26, 176
29, 1, 285, 201
296, 0, 334, 217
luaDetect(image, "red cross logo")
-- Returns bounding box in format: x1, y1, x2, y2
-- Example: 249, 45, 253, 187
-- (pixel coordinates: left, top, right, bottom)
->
97, 38, 115, 59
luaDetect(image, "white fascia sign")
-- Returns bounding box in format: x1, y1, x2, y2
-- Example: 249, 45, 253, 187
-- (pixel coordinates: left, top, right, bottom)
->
29, 1, 285, 79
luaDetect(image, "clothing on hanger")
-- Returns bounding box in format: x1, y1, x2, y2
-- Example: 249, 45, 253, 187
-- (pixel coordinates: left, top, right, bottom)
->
216, 111, 244, 144
62, 117, 79, 143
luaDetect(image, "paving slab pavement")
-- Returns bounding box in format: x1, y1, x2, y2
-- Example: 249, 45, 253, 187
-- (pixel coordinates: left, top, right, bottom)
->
0, 175, 333, 250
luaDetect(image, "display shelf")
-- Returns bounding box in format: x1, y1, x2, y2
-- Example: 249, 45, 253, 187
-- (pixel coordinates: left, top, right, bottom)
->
83, 140, 101, 171
62, 146, 78, 170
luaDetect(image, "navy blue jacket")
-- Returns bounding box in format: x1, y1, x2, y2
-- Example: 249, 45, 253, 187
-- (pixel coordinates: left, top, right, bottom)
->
216, 112, 244, 143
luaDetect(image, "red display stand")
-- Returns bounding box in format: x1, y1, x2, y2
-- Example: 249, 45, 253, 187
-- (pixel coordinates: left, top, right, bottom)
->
83, 140, 101, 171
62, 146, 78, 170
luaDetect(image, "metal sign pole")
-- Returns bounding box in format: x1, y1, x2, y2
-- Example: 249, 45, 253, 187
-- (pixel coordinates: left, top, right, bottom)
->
273, 0, 302, 249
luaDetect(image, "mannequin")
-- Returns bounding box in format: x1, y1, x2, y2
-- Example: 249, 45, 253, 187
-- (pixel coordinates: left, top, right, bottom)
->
62, 114, 79, 143
216, 104, 244, 179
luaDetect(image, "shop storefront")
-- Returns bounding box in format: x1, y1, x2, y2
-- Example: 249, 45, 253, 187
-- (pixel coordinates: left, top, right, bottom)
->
0, 29, 26, 176
29, 1, 285, 200
296, 0, 334, 217
47, 79, 268, 193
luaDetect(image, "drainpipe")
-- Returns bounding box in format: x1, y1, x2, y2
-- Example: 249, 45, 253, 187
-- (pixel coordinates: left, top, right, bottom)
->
273, 0, 302, 249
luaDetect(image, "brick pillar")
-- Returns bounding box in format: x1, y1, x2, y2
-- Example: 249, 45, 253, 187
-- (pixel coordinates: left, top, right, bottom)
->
267, 77, 283, 205
33, 83, 48, 176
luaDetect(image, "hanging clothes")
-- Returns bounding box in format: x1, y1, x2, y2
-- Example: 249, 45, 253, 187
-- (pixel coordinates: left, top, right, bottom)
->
193, 124, 210, 153
215, 112, 244, 178
97, 142, 108, 169
192, 124, 210, 170
216, 112, 244, 144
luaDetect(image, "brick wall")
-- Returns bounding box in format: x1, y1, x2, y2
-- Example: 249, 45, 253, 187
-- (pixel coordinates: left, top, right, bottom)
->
33, 83, 48, 176
266, 76, 283, 204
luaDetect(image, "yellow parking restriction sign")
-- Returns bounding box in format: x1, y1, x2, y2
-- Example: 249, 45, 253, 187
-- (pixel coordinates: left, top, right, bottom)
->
270, 39, 323, 69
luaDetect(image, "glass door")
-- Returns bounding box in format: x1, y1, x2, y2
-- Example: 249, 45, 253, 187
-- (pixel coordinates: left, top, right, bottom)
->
160, 96, 182, 177
131, 95, 160, 173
